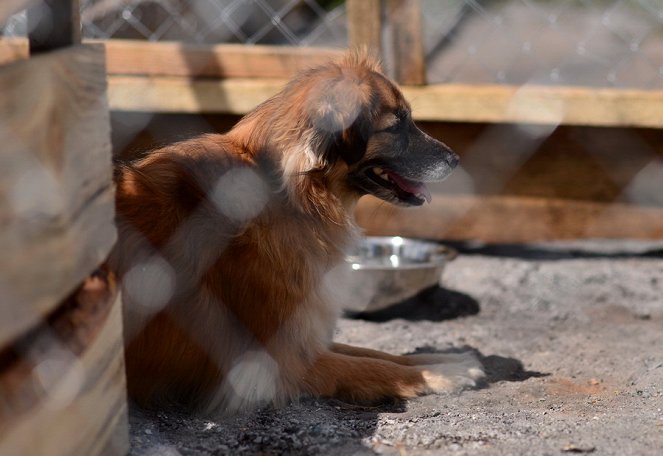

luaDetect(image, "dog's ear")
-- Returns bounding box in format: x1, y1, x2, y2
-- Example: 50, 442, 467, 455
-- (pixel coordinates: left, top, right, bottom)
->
310, 77, 373, 166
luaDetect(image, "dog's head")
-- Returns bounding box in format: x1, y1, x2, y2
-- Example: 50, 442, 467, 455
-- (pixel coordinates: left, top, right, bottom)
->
284, 52, 459, 207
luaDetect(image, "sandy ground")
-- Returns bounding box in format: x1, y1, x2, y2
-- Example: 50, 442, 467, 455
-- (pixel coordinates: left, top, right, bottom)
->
128, 240, 663, 455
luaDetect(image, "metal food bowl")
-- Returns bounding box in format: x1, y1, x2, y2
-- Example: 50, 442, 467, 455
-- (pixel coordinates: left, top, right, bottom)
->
340, 236, 457, 312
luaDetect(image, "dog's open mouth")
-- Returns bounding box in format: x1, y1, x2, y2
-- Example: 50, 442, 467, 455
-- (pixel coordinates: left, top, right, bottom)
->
365, 167, 431, 205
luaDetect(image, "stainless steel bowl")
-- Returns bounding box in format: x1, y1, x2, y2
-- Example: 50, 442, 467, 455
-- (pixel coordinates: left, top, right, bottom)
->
340, 236, 457, 312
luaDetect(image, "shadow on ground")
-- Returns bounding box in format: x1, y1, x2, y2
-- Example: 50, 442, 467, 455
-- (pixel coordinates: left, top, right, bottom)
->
444, 241, 663, 261
345, 285, 480, 322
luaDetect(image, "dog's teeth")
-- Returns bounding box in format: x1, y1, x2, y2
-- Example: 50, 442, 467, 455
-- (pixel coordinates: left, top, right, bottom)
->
373, 167, 390, 181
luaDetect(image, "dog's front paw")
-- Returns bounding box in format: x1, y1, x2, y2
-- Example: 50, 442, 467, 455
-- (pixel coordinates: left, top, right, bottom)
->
420, 352, 485, 393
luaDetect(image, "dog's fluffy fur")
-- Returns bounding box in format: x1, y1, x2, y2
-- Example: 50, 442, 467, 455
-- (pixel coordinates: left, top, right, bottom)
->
111, 52, 483, 413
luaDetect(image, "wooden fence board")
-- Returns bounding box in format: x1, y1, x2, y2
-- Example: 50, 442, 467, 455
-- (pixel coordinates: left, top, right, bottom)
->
96, 39, 344, 79
355, 195, 663, 242
0, 38, 344, 78
0, 44, 115, 346
0, 272, 129, 455
106, 75, 663, 129
107, 75, 282, 115
1, 39, 663, 128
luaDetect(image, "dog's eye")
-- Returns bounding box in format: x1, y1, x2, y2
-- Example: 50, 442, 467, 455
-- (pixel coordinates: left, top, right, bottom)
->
379, 122, 401, 134
378, 117, 403, 134
378, 110, 410, 134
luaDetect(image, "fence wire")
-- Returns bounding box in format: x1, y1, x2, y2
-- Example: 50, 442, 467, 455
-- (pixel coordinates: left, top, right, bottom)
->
420, 0, 663, 89
80, 0, 348, 47
2, 1, 662, 88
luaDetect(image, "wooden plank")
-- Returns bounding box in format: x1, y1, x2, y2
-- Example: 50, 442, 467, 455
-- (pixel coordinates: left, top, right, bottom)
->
106, 75, 663, 129
402, 83, 663, 127
0, 270, 129, 455
347, 0, 383, 53
0, 0, 36, 25
0, 38, 344, 78
385, 0, 426, 85
355, 195, 663, 243
0, 44, 115, 347
28, 0, 81, 53
97, 39, 344, 79
1, 38, 662, 128
108, 75, 282, 114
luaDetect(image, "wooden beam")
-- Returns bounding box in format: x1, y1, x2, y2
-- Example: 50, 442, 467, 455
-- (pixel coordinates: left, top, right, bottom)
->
0, 38, 344, 78
355, 195, 663, 243
1, 38, 662, 128
385, 0, 426, 85
347, 0, 383, 54
94, 39, 344, 79
0, 38, 343, 77
108, 75, 282, 115
28, 0, 80, 53
0, 44, 115, 346
106, 75, 663, 129
402, 83, 663, 127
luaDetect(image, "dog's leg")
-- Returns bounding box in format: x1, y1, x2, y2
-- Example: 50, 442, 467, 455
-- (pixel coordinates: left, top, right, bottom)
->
331, 342, 483, 367
302, 350, 483, 403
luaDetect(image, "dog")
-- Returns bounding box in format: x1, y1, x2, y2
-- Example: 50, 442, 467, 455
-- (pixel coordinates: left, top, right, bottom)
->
110, 51, 484, 413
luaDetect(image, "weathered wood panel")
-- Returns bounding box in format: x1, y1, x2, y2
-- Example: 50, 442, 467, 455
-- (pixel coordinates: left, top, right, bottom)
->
356, 195, 663, 242
0, 270, 129, 455
0, 44, 115, 347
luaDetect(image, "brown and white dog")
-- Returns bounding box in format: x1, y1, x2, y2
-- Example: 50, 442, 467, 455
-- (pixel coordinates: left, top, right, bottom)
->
111, 52, 483, 413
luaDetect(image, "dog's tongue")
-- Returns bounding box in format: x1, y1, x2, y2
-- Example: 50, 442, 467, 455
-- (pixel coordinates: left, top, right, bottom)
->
385, 171, 432, 204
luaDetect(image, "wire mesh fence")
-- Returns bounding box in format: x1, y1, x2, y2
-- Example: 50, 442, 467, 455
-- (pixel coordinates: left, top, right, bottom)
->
421, 0, 663, 88
79, 0, 348, 47
2, 1, 662, 88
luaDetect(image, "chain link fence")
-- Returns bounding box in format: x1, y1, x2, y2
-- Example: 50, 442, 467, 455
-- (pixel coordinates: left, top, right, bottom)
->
421, 0, 663, 89
79, 0, 348, 47
2, 1, 662, 88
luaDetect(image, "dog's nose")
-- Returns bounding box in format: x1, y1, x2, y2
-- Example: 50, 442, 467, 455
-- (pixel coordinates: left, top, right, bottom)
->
446, 153, 459, 169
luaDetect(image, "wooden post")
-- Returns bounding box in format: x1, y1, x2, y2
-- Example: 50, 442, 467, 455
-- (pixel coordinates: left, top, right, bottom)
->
347, 0, 383, 55
28, 0, 81, 53
385, 0, 426, 85
347, 0, 426, 85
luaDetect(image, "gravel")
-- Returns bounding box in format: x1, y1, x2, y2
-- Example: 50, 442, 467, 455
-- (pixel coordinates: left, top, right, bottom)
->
129, 240, 663, 455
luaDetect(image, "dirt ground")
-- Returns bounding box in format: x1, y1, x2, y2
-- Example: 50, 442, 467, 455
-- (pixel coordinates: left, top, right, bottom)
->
128, 240, 663, 455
